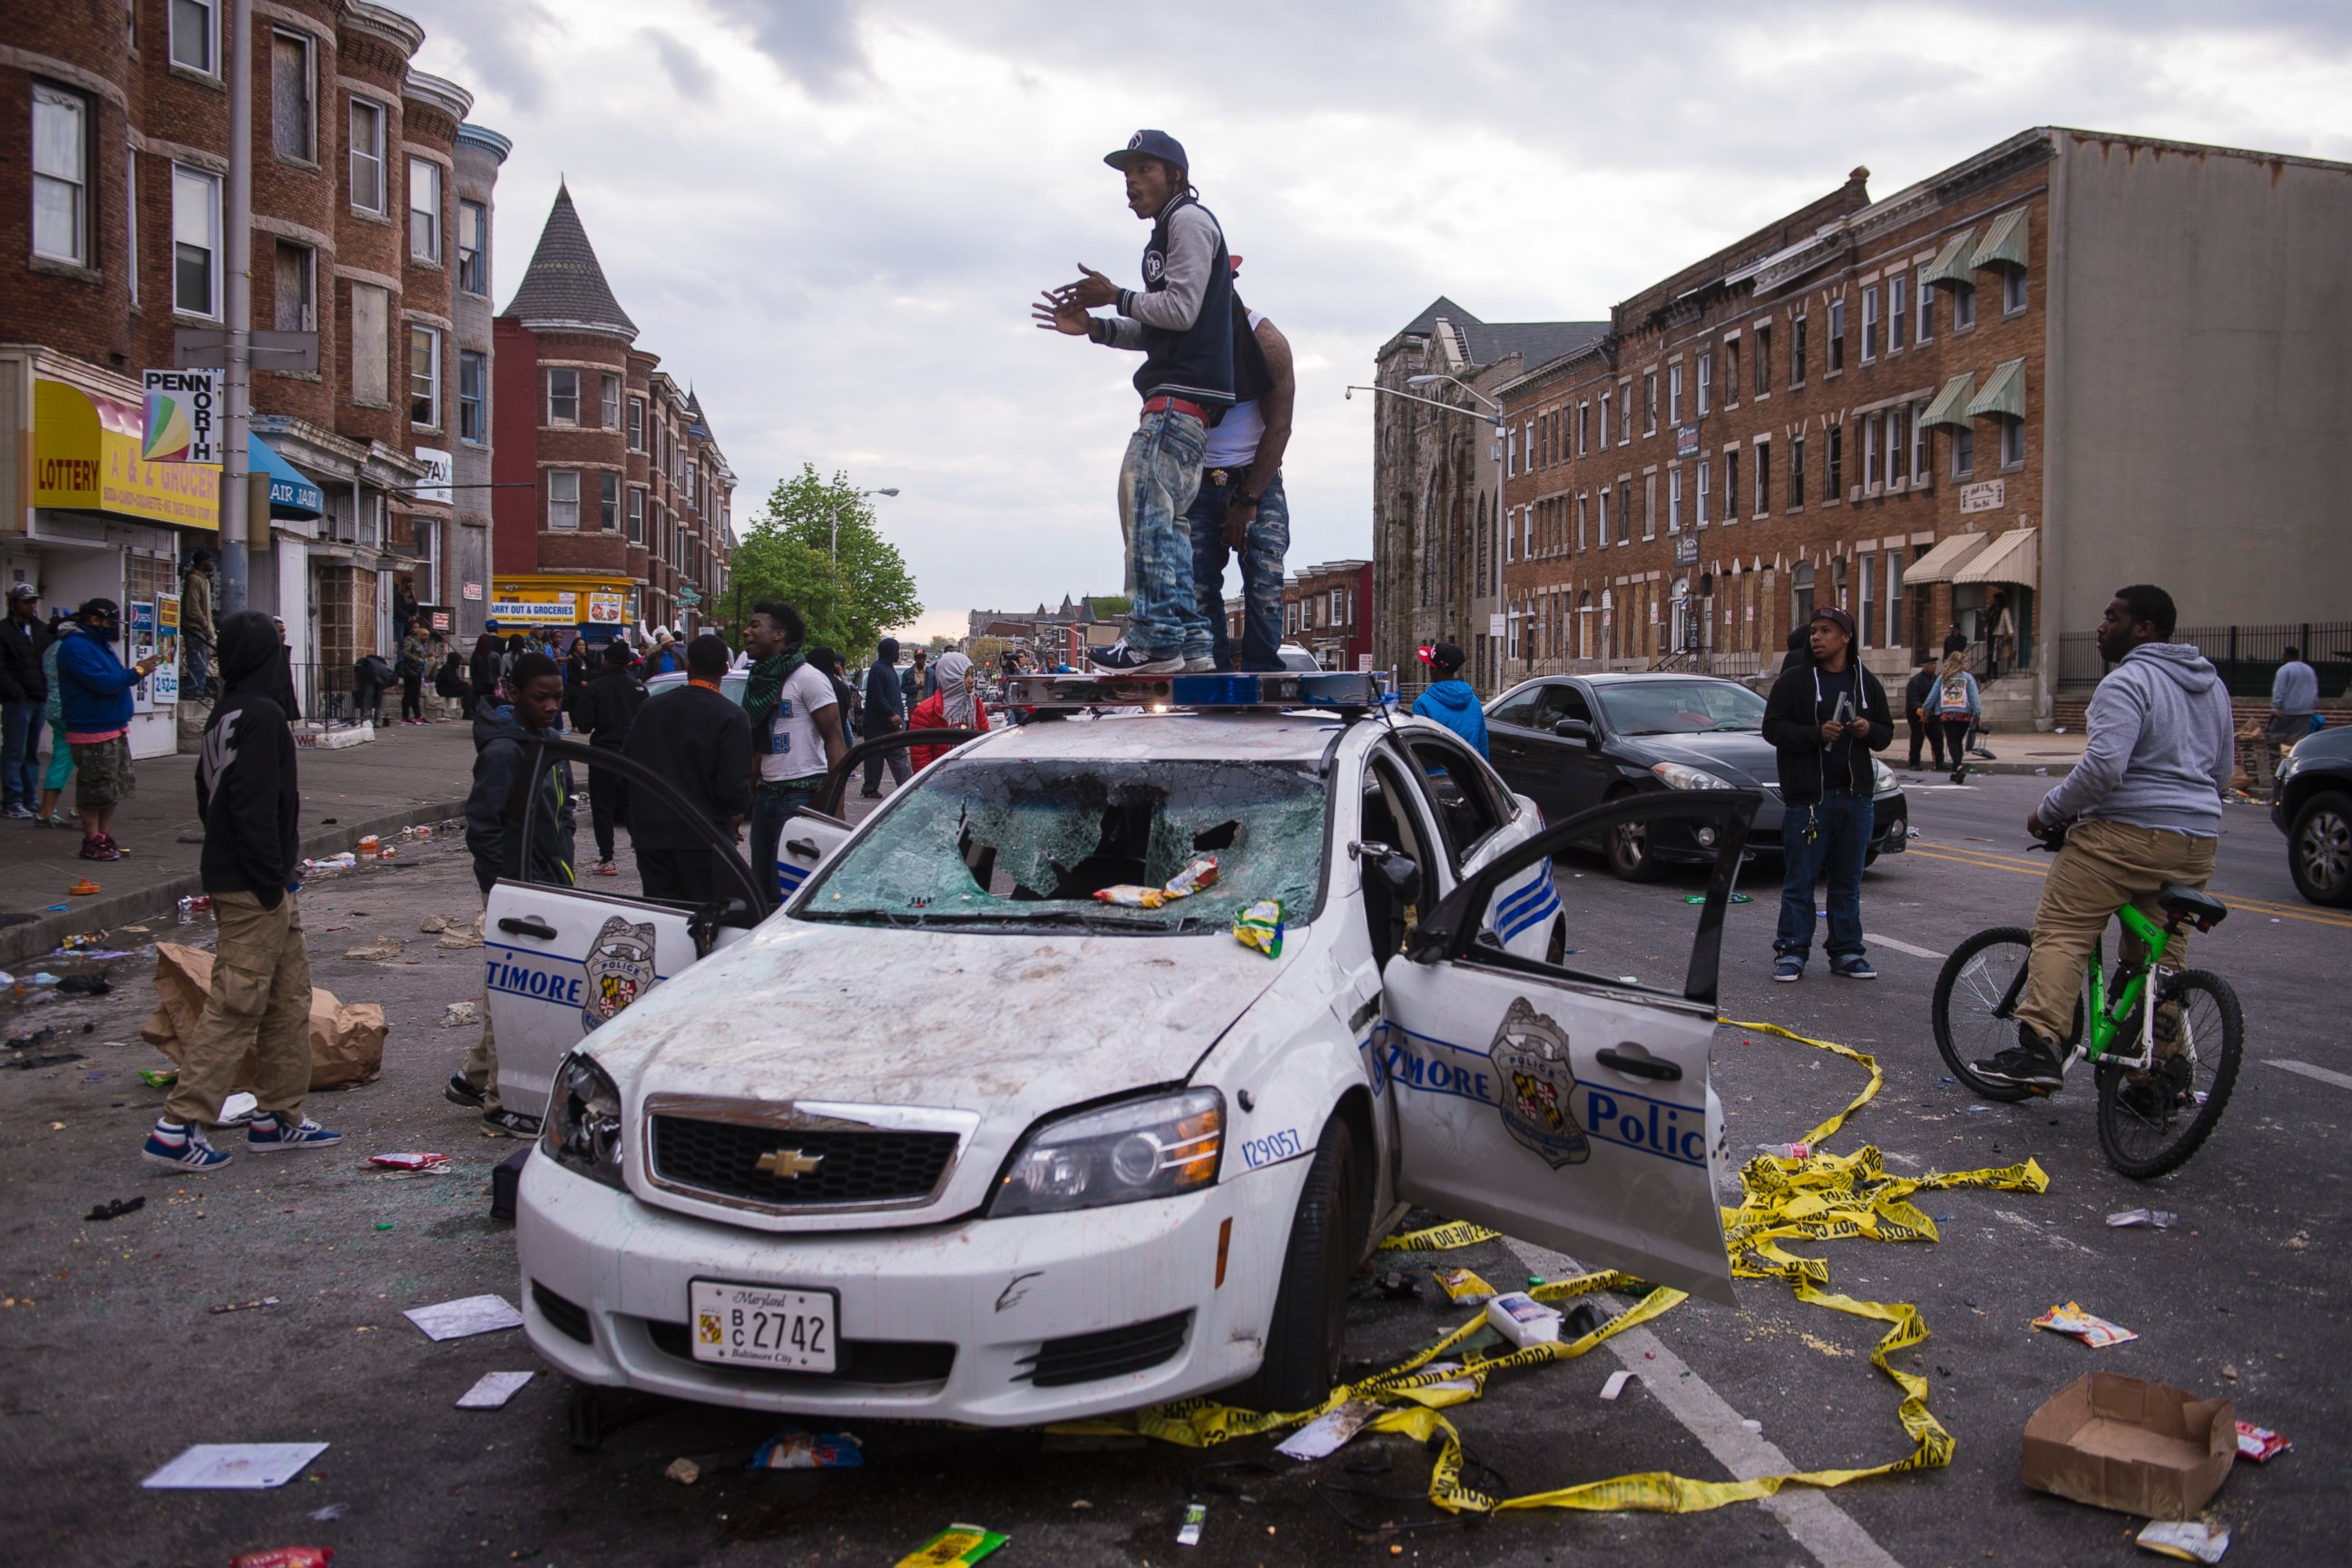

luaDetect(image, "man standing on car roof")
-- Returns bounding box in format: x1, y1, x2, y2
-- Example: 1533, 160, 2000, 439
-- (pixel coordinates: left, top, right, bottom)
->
1186, 257, 1294, 672
1761, 606, 1891, 984
1033, 129, 1234, 674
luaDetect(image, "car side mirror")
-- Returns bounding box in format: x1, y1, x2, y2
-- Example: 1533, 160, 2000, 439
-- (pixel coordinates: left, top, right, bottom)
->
1374, 850, 1422, 906
1554, 718, 1597, 748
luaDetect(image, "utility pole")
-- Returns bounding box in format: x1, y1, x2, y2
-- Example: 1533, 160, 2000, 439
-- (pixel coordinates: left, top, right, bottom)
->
220, 0, 254, 613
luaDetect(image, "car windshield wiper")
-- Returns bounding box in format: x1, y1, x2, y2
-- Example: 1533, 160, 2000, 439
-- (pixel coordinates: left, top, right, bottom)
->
1702, 721, 1761, 731
793, 907, 922, 927
906, 907, 1178, 933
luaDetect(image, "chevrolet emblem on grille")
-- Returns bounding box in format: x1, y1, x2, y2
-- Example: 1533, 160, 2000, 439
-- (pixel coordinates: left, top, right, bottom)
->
754, 1149, 825, 1179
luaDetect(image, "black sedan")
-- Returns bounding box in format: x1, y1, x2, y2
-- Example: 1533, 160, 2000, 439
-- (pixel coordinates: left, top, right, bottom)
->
1484, 673, 1910, 880
2272, 724, 2352, 905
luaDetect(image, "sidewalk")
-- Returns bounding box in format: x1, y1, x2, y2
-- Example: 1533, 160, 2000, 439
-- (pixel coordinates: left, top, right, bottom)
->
1, 719, 475, 966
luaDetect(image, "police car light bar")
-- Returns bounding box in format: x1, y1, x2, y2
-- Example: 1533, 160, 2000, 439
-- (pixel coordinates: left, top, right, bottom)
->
1004, 670, 1389, 711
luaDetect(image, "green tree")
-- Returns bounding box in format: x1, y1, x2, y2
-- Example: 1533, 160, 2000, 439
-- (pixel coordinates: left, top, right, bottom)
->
726, 466, 922, 657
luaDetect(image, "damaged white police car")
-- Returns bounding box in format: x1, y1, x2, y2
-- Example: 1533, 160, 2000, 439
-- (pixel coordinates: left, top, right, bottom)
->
482, 671, 1750, 1436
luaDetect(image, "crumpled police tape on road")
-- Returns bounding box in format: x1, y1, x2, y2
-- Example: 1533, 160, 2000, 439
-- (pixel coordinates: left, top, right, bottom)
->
1046, 1016, 2048, 1518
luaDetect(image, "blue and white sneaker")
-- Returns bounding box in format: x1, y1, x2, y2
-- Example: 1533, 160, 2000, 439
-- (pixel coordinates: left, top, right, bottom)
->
247, 1111, 342, 1153
1772, 956, 1804, 983
1831, 954, 1877, 980
142, 1118, 233, 1171
1089, 640, 1184, 676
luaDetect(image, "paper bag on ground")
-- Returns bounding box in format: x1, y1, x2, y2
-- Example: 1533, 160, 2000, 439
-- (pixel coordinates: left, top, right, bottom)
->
142, 941, 387, 1091
2019, 1372, 2234, 1520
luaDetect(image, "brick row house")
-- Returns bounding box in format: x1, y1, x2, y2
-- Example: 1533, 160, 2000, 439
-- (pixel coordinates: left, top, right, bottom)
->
1226, 559, 1372, 671
1464, 127, 2352, 727
0, 0, 509, 740
488, 185, 731, 640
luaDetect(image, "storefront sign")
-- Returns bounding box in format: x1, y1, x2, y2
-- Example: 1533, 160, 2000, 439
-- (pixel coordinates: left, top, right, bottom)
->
1674, 534, 1699, 565
1959, 479, 2006, 514
586, 592, 625, 624
142, 369, 224, 464
412, 446, 454, 507
463, 582, 484, 601
32, 381, 219, 531
151, 593, 181, 704
488, 594, 581, 626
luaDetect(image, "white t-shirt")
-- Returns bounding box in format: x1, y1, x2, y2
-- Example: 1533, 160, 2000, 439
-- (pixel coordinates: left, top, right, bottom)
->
759, 662, 838, 783
1201, 311, 1269, 470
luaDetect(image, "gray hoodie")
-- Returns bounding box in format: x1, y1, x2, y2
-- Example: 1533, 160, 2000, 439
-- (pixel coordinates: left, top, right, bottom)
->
2037, 642, 2234, 838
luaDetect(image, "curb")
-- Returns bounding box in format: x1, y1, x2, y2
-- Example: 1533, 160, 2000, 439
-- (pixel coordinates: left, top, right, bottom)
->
1891, 760, 2076, 781
1, 796, 468, 968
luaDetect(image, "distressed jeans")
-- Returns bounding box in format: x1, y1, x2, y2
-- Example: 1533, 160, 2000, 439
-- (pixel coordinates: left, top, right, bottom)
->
1773, 792, 1873, 963
1117, 407, 1210, 658
1187, 469, 1289, 671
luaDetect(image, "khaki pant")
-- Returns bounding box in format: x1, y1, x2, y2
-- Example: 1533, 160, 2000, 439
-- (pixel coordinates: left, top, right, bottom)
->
166, 890, 312, 1125
2016, 818, 2216, 1049
460, 888, 500, 1111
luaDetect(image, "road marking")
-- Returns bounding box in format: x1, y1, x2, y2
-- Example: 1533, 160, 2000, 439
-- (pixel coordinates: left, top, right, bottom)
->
1906, 847, 2352, 931
1862, 933, 1945, 961
1505, 1239, 1906, 1568
2268, 1058, 2352, 1092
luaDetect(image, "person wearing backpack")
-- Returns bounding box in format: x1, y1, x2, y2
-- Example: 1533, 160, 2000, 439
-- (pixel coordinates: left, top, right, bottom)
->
1934, 651, 1981, 784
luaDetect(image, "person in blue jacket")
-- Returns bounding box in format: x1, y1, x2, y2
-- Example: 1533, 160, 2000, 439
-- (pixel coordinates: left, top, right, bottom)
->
55, 597, 160, 860
1407, 642, 1487, 757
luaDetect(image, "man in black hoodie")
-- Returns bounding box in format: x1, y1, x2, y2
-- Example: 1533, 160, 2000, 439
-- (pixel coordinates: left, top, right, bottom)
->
624, 633, 752, 903
573, 640, 644, 877
859, 635, 909, 798
446, 652, 573, 1134
142, 612, 340, 1171
1760, 606, 1893, 984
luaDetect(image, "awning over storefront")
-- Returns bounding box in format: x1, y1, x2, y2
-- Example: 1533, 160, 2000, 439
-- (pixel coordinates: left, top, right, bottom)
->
1954, 526, 2038, 591
1965, 358, 2028, 422
1923, 229, 1976, 289
1972, 208, 2029, 272
250, 433, 323, 518
31, 379, 218, 532
1903, 531, 1993, 585
1919, 371, 1978, 430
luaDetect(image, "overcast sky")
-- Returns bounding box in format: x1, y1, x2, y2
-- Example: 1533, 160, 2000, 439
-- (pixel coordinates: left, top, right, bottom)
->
404, 0, 2352, 642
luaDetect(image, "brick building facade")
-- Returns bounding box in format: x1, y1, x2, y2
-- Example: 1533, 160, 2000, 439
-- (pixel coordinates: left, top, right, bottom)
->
1269, 559, 1371, 671
487, 184, 731, 639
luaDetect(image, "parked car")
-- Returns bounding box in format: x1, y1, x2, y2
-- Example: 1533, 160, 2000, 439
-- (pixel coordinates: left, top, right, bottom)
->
486, 684, 1749, 1434
1484, 672, 1908, 880
2272, 724, 2352, 905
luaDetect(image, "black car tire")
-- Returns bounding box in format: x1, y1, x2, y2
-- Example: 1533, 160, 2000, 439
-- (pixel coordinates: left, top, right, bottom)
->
2289, 789, 2352, 906
1605, 815, 1664, 882
1228, 1112, 1360, 1415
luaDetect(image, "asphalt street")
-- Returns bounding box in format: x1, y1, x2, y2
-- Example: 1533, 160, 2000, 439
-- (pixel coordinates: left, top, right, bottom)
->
1, 768, 2344, 1567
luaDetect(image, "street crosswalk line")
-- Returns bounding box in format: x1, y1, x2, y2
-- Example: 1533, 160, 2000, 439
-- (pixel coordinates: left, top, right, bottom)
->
1862, 933, 1945, 961
2267, 1058, 2352, 1092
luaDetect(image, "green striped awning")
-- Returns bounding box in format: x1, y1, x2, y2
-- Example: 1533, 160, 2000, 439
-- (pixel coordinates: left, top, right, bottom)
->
1965, 358, 2028, 421
1919, 372, 1977, 430
1923, 230, 1975, 289
1972, 208, 2029, 272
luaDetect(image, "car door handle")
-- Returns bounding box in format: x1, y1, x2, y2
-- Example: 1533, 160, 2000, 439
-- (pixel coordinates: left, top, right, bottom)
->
784, 838, 819, 859
496, 916, 558, 940
1596, 1048, 1681, 1082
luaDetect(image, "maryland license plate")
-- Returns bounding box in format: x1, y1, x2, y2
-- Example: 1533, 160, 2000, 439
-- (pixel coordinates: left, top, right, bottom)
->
689, 1280, 838, 1372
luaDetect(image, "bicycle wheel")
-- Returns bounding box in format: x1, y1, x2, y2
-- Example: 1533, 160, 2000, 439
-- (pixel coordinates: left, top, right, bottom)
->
2095, 970, 2244, 1181
1933, 926, 2082, 1102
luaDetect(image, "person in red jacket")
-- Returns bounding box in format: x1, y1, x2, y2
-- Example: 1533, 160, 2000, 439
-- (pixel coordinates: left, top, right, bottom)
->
907, 651, 987, 770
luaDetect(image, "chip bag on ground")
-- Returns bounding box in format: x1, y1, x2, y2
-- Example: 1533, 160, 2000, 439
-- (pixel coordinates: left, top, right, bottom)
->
2032, 1300, 2139, 1348
894, 1523, 1007, 1566
1233, 898, 1283, 958
1093, 884, 1167, 908
750, 1426, 862, 1469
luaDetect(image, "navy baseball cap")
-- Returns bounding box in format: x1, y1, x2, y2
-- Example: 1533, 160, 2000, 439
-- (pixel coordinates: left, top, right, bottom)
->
1105, 129, 1189, 172
1809, 606, 1857, 638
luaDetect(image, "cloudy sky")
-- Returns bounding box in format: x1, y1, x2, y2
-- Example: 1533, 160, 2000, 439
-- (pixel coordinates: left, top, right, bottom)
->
404, 0, 2352, 642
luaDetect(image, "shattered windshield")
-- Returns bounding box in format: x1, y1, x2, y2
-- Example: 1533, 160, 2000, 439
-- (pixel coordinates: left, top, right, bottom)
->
797, 759, 1329, 932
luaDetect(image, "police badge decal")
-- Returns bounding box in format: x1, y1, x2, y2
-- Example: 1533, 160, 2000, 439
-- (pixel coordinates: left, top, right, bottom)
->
581, 916, 659, 1034
1489, 997, 1591, 1168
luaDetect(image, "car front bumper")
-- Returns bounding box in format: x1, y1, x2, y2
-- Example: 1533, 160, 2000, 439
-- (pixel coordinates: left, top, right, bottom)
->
515, 1148, 1295, 1426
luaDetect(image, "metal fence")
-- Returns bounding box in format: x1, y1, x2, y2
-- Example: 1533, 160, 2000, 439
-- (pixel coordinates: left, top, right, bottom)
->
2058, 622, 2352, 698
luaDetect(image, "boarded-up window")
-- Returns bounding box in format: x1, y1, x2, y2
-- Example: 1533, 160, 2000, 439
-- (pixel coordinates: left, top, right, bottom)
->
270, 30, 311, 160
273, 240, 313, 331
351, 283, 388, 404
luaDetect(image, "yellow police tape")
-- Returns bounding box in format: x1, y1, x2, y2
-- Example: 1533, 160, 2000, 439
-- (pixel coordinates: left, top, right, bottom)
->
1047, 1016, 2049, 1517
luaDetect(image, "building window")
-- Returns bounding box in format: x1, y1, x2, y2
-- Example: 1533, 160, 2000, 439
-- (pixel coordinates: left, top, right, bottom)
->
2004, 269, 2028, 315
627, 487, 644, 543
1858, 553, 1874, 647
548, 470, 580, 531
627, 397, 645, 450
1596, 489, 1610, 547
1506, 426, 1517, 478
1643, 371, 1659, 435
547, 368, 579, 426
1724, 449, 1739, 520
1910, 404, 1929, 483
1576, 492, 1588, 551
1598, 391, 1611, 448
1696, 351, 1711, 416
1576, 401, 1589, 456
1696, 459, 1710, 525
1788, 315, 1805, 387
600, 471, 620, 530
1724, 339, 1740, 403
408, 158, 441, 262
2001, 416, 2024, 467
1616, 480, 1632, 544
1642, 474, 1657, 540
1888, 275, 1907, 352
457, 200, 487, 293
171, 0, 216, 72
602, 375, 622, 429
1954, 281, 1976, 330
1618, 379, 1632, 444
270, 29, 312, 161
350, 282, 389, 401
1668, 466, 1681, 532
1827, 299, 1845, 372
1860, 285, 1878, 362
1669, 362, 1683, 425
409, 325, 440, 427
124, 146, 137, 303
349, 99, 385, 213
1754, 440, 1770, 514
1862, 416, 1878, 493
271, 239, 314, 330
1827, 424, 1843, 498
32, 85, 88, 265
458, 350, 485, 443
171, 164, 221, 317
1790, 432, 1807, 509
1887, 407, 1909, 488
1953, 424, 1975, 477
1916, 270, 1934, 342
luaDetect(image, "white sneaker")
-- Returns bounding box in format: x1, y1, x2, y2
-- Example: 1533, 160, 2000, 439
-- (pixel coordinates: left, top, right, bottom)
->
1181, 655, 1218, 673
1091, 640, 1183, 675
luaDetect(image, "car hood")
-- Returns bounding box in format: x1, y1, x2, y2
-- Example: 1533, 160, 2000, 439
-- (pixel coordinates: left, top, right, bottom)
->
1625, 730, 1780, 788
583, 916, 1284, 1228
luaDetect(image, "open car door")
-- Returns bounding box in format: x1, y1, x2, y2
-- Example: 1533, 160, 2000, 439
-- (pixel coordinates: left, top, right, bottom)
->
1377, 791, 1757, 1305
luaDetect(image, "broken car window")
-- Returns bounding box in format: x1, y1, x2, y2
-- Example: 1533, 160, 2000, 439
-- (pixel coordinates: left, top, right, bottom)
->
798, 759, 1328, 930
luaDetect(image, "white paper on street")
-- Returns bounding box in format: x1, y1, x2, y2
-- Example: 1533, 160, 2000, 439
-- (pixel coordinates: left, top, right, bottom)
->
216, 1092, 258, 1126
142, 1442, 328, 1490
456, 1370, 535, 1408
1601, 1370, 1636, 1400
1275, 1398, 1379, 1461
404, 1293, 524, 1341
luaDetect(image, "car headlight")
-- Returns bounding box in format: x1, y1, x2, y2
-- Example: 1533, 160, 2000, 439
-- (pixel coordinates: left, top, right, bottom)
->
1871, 759, 1896, 795
1651, 761, 1735, 790
540, 1052, 625, 1191
990, 1088, 1223, 1217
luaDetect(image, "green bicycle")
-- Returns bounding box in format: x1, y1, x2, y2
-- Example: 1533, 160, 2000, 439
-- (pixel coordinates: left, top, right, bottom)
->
1931, 833, 2245, 1180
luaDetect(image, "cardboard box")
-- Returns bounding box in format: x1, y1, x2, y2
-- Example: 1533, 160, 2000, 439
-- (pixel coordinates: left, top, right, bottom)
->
2020, 1373, 2234, 1520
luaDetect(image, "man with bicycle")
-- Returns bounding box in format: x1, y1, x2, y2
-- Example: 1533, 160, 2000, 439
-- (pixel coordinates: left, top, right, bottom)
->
1975, 585, 2235, 1092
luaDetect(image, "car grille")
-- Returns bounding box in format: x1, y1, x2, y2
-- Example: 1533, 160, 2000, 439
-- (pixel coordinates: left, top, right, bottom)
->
1014, 1310, 1191, 1388
643, 1319, 956, 1386
648, 1116, 960, 1208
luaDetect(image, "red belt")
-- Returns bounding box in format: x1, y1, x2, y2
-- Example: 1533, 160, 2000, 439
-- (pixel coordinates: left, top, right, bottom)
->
1141, 395, 1210, 425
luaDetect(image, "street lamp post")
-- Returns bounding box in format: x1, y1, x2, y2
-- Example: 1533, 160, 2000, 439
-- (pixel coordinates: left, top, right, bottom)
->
833, 486, 900, 562
1346, 378, 1507, 686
